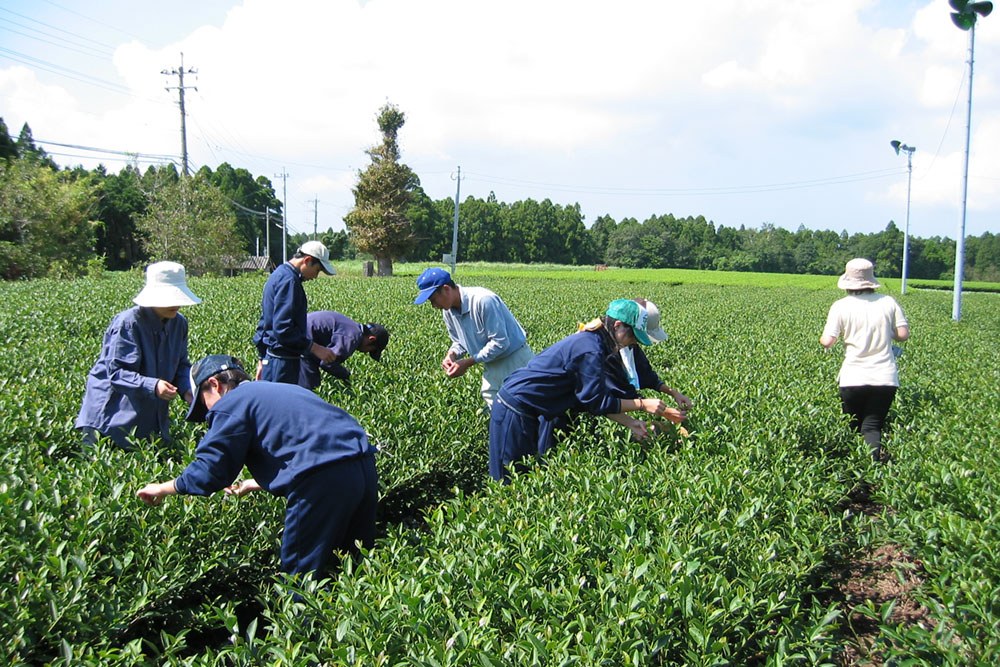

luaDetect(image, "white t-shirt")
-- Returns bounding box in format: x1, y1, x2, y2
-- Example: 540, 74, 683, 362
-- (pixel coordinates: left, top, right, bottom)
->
823, 293, 908, 387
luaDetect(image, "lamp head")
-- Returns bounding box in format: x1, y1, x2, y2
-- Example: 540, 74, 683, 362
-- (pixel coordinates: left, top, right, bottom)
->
891, 140, 902, 155
951, 0, 993, 30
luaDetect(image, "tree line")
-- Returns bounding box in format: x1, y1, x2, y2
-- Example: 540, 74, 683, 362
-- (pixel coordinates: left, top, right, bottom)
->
2, 113, 998, 282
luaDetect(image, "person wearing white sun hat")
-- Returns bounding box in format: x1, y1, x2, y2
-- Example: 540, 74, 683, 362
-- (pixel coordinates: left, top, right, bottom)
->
821, 258, 910, 462
76, 261, 201, 449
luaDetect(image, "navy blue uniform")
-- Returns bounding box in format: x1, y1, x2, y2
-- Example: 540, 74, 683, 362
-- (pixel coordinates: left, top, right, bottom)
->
76, 306, 192, 448
174, 381, 378, 575
489, 329, 636, 481
253, 263, 311, 383
299, 311, 364, 390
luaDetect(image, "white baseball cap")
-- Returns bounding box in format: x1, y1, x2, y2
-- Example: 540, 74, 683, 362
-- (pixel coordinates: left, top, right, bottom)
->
642, 299, 668, 343
298, 241, 336, 275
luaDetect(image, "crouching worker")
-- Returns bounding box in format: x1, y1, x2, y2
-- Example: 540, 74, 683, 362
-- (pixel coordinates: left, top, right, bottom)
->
136, 354, 379, 577
489, 299, 672, 482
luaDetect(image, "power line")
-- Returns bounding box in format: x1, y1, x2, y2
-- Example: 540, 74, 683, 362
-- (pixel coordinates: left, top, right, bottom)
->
0, 11, 115, 57
461, 167, 903, 197
34, 137, 178, 161
0, 46, 132, 95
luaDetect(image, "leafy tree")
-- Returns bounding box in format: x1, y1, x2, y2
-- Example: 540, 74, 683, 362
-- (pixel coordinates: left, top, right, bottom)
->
136, 172, 242, 276
14, 123, 57, 169
0, 156, 95, 279
407, 186, 449, 262
0, 118, 18, 162
344, 103, 419, 276
93, 165, 147, 270
197, 163, 281, 260
589, 214, 618, 263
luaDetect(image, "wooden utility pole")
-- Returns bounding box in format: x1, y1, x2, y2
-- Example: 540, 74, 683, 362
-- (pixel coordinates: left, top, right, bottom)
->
162, 53, 197, 175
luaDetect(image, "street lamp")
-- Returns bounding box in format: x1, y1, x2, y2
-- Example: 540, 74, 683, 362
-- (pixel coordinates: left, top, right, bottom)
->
949, 0, 993, 321
890, 140, 915, 295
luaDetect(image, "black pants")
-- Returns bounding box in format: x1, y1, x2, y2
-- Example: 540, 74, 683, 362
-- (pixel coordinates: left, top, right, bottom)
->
839, 385, 897, 459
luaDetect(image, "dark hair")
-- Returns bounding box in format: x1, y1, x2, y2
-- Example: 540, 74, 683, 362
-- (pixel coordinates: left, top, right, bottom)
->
214, 367, 250, 389
597, 315, 634, 392
847, 288, 876, 295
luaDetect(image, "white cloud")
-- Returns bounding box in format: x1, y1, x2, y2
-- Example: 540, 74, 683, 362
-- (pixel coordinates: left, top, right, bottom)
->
1, 0, 997, 236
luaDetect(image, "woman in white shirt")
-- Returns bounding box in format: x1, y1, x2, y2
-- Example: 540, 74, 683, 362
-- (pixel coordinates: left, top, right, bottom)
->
820, 258, 910, 462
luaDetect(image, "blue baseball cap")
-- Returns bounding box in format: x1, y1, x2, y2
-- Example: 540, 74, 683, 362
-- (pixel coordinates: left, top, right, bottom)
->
606, 299, 652, 345
414, 267, 452, 304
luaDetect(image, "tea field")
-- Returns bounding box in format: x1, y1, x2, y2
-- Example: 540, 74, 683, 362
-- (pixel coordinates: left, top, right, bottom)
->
1, 266, 998, 665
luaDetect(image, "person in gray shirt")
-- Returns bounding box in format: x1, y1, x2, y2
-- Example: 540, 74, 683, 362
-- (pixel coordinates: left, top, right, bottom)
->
414, 267, 533, 410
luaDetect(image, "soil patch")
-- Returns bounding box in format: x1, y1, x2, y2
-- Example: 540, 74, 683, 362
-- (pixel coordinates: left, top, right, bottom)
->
828, 483, 933, 665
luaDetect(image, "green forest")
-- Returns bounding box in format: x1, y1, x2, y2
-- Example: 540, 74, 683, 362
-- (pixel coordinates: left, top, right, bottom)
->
2, 116, 998, 282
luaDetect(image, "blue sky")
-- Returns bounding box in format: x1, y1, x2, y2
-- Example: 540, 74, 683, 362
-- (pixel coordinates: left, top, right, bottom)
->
1, 0, 998, 240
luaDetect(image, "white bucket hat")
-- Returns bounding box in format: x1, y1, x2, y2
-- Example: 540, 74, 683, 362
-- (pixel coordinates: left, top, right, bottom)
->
837, 258, 881, 290
133, 261, 202, 307
642, 299, 668, 343
298, 240, 336, 275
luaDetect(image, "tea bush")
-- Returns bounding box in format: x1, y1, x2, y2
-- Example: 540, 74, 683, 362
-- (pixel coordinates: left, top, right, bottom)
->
1, 269, 997, 664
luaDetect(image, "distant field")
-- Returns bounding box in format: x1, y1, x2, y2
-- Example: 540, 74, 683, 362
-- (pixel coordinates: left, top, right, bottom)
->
343, 260, 1000, 293
1, 266, 998, 664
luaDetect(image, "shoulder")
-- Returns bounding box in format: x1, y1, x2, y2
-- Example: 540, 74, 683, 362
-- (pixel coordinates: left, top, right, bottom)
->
467, 287, 505, 309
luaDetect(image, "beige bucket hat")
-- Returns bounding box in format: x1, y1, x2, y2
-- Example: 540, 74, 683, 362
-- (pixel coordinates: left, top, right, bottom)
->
837, 258, 881, 290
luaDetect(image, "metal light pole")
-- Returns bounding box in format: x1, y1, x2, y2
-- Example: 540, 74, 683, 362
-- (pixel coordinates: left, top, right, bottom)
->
890, 141, 915, 294
949, 0, 993, 321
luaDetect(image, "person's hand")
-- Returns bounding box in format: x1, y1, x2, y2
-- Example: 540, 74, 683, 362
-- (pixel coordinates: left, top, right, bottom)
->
444, 357, 473, 378
661, 407, 687, 424
670, 390, 693, 411
137, 481, 175, 506
225, 478, 261, 497
626, 418, 649, 442
255, 360, 264, 381
441, 354, 460, 376
155, 380, 178, 401
311, 343, 336, 364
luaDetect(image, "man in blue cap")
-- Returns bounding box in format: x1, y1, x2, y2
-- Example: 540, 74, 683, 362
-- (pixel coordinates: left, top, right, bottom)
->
136, 354, 379, 576
414, 267, 533, 410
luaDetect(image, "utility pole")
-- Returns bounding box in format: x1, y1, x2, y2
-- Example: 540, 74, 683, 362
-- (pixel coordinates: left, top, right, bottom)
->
312, 197, 319, 239
450, 166, 461, 275
265, 207, 271, 266
161, 52, 197, 176
275, 169, 289, 263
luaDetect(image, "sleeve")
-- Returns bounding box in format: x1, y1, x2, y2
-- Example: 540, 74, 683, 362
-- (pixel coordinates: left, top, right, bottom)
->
893, 299, 908, 328
572, 342, 622, 416
471, 296, 517, 364
821, 302, 842, 341
174, 411, 252, 496
107, 319, 159, 397
172, 317, 193, 395
271, 277, 311, 354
